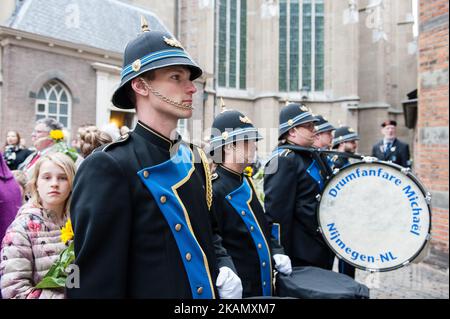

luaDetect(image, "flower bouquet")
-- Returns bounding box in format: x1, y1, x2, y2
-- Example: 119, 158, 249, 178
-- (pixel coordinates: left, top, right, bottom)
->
35, 219, 75, 289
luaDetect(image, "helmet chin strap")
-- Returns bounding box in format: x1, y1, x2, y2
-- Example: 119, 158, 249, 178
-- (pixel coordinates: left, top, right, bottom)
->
141, 79, 194, 111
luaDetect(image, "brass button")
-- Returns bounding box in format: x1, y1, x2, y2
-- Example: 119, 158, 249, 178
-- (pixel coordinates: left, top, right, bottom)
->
143, 171, 149, 178
263, 281, 267, 286
185, 253, 192, 261
227, 196, 232, 200
250, 226, 254, 232
257, 243, 262, 249
175, 224, 182, 232
160, 196, 167, 204
197, 287, 204, 295
241, 211, 246, 216
262, 261, 266, 267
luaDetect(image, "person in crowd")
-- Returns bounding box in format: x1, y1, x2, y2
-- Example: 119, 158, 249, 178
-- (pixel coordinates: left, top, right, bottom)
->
330, 126, 360, 278
3, 131, 33, 170
264, 103, 335, 270
209, 109, 292, 297
19, 118, 64, 179
67, 17, 241, 299
1, 153, 75, 299
11, 170, 28, 204
371, 120, 411, 168
331, 126, 360, 170
77, 126, 112, 158
312, 115, 335, 150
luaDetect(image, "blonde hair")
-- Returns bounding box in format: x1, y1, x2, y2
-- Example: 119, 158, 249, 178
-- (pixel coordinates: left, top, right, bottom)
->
26, 152, 76, 217
78, 125, 112, 158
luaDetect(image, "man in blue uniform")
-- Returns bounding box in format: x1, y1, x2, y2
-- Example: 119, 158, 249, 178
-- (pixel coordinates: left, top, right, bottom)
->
67, 18, 242, 299
331, 126, 360, 170
264, 103, 334, 270
372, 120, 411, 167
208, 109, 292, 298
330, 126, 360, 278
312, 115, 336, 150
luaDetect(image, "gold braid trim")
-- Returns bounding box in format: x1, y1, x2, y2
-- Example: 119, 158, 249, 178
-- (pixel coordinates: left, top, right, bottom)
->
197, 147, 213, 211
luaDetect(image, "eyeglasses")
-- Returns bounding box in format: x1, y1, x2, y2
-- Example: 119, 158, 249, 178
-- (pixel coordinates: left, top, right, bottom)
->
297, 122, 315, 132
32, 129, 50, 135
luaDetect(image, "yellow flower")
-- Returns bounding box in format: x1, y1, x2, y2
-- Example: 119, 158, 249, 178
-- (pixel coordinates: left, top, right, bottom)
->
60, 219, 74, 244
243, 166, 253, 177
50, 129, 64, 141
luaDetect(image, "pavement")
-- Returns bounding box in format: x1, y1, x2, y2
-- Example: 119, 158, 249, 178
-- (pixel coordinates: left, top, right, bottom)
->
352, 262, 449, 299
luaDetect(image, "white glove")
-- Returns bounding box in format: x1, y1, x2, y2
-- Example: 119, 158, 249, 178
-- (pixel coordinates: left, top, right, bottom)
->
216, 266, 243, 299
273, 254, 292, 275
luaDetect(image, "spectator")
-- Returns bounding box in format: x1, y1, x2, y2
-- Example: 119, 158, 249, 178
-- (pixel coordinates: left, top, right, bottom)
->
11, 170, 28, 204
1, 153, 75, 299
3, 131, 33, 170
78, 126, 112, 158
19, 118, 64, 179
0, 154, 22, 244
371, 120, 411, 168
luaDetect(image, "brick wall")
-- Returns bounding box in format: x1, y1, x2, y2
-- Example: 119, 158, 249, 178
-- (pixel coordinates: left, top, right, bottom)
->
417, 0, 449, 263
0, 44, 97, 146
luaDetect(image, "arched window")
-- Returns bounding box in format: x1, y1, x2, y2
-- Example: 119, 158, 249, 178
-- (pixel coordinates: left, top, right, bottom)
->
35, 80, 72, 128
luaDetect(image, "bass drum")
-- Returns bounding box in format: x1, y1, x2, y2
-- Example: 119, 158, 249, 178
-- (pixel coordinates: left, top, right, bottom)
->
318, 161, 431, 272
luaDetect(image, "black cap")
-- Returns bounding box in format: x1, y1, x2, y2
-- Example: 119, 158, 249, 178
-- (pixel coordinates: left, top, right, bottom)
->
209, 110, 262, 155
314, 115, 336, 134
112, 18, 202, 109
278, 103, 318, 139
332, 126, 360, 148
381, 120, 397, 127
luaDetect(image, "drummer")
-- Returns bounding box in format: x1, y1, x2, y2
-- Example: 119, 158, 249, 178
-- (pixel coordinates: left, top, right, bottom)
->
330, 126, 360, 170
264, 103, 335, 270
208, 106, 292, 298
330, 126, 360, 278
312, 115, 336, 150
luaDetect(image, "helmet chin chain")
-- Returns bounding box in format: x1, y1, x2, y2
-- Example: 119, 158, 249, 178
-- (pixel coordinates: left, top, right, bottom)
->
142, 80, 194, 111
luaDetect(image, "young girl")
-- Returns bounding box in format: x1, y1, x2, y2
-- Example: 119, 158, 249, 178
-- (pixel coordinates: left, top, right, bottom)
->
0, 153, 75, 299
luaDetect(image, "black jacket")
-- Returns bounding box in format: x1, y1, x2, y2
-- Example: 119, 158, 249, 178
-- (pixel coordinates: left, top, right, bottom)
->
264, 146, 334, 270
67, 121, 234, 299
212, 165, 284, 297
371, 138, 411, 167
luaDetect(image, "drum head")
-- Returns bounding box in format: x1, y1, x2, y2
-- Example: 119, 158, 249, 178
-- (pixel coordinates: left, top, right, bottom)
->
318, 162, 431, 272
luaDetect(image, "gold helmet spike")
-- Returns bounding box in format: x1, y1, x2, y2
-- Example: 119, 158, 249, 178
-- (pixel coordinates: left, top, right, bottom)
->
141, 15, 150, 32
220, 97, 227, 113
285, 99, 290, 106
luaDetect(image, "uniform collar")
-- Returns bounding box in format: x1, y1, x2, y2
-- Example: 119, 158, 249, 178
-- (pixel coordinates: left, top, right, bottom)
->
216, 164, 243, 182
135, 121, 181, 150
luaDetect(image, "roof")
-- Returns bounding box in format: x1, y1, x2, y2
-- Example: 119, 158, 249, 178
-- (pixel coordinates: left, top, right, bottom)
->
4, 0, 171, 53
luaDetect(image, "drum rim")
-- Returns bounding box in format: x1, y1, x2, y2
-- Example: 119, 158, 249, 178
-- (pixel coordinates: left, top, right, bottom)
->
317, 160, 432, 272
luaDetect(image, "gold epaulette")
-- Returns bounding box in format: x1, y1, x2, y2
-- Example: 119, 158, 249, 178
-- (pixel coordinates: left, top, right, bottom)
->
197, 147, 213, 211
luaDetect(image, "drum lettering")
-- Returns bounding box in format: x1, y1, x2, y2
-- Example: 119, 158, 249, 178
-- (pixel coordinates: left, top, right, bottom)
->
335, 238, 346, 250
402, 185, 416, 199
367, 256, 375, 263
403, 185, 423, 236
411, 224, 420, 236
380, 251, 397, 262
345, 173, 357, 182
328, 167, 403, 199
